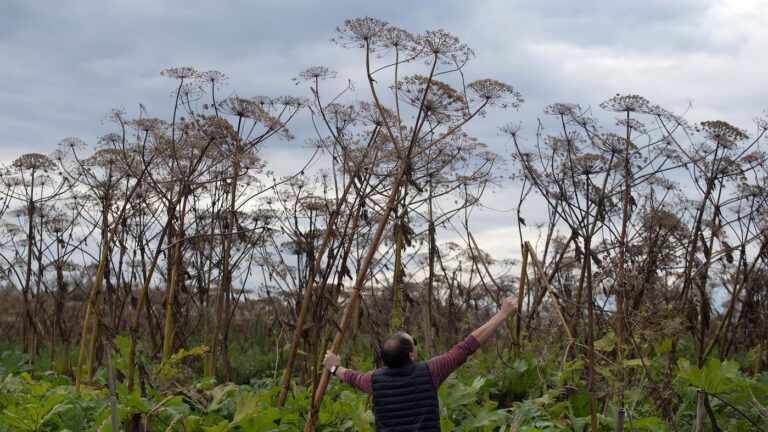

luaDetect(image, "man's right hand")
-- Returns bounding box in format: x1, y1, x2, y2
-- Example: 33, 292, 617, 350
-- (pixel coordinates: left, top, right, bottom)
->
323, 350, 341, 371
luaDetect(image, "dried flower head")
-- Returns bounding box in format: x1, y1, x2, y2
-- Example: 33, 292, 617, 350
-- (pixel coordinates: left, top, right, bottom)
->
418, 29, 473, 64
543, 103, 579, 117
294, 66, 337, 83
220, 96, 264, 119
333, 17, 389, 48
698, 120, 748, 148
196, 70, 228, 89
160, 66, 197, 80
647, 105, 692, 131
600, 94, 651, 113
105, 107, 127, 125
616, 118, 647, 135
58, 137, 87, 151
545, 133, 583, 155
325, 103, 358, 132
275, 96, 308, 110
44, 215, 71, 234
379, 26, 416, 50
597, 133, 636, 155
12, 153, 56, 172
467, 79, 523, 108
85, 148, 124, 168
179, 82, 203, 100
98, 133, 123, 149
755, 109, 768, 131
740, 151, 766, 166
647, 175, 677, 191
399, 75, 465, 122
131, 117, 167, 134
196, 115, 240, 144
571, 153, 607, 176
356, 101, 394, 128
500, 122, 522, 138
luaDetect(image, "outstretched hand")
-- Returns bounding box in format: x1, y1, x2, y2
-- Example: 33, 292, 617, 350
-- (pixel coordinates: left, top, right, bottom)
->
322, 350, 340, 371
500, 297, 516, 318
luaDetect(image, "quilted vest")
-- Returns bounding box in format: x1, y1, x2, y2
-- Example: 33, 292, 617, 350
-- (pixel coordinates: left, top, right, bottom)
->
371, 362, 440, 431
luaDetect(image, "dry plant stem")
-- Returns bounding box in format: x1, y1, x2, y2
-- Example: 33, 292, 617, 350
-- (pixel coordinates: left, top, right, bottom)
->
625, 314, 678, 432
127, 215, 173, 391
582, 177, 598, 432
572, 238, 589, 337
678, 146, 721, 305
425, 180, 436, 354
615, 110, 632, 429
142, 394, 176, 431
704, 394, 722, 432
102, 334, 118, 432
207, 168, 239, 377
697, 186, 723, 368
466, 231, 502, 307
112, 218, 128, 331
21, 168, 36, 354
311, 204, 363, 399
304, 168, 407, 432
465, 230, 511, 347
524, 233, 574, 334
308, 201, 360, 392
524, 242, 573, 341
86, 293, 101, 381
705, 391, 762, 430
390, 211, 405, 331
276, 172, 360, 407
75, 170, 148, 392
516, 247, 529, 356
388, 162, 412, 332
162, 191, 189, 359
702, 241, 760, 360
567, 151, 615, 337
695, 389, 705, 432
586, 241, 598, 432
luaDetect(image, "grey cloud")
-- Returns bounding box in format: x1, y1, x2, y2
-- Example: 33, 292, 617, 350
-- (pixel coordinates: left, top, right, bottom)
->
1, 0, 765, 159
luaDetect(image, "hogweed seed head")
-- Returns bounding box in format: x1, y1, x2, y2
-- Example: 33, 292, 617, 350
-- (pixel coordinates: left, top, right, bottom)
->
600, 94, 651, 114
333, 17, 389, 48
467, 79, 523, 109
160, 66, 197, 80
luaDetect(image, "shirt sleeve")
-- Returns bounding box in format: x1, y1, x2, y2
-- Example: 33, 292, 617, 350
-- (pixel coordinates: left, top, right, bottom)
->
342, 369, 374, 395
425, 334, 481, 389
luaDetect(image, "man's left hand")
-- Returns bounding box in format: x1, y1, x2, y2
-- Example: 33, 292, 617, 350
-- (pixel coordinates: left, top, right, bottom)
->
500, 297, 516, 318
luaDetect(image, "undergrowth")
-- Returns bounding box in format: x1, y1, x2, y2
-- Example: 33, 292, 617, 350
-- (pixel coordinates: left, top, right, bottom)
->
0, 335, 766, 431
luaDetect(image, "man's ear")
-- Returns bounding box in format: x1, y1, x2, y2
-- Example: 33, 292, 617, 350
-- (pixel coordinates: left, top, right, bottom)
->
410, 350, 417, 361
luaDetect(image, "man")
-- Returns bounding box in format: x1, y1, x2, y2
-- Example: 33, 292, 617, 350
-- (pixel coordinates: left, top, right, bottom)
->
322, 297, 516, 431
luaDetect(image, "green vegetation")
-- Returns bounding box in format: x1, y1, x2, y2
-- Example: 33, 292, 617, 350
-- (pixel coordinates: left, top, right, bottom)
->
1, 333, 766, 431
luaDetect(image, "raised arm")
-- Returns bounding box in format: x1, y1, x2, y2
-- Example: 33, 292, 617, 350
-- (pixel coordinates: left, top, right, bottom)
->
471, 297, 515, 345
425, 297, 516, 388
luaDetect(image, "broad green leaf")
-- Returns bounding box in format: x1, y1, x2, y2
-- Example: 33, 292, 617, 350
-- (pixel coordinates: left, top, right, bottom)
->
631, 415, 664, 432
678, 359, 740, 393
594, 332, 616, 352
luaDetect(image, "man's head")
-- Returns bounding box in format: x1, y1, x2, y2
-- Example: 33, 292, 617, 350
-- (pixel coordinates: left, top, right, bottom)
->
380, 332, 417, 368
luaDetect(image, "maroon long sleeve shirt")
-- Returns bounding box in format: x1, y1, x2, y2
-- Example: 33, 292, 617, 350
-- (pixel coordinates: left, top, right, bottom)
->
342, 334, 481, 395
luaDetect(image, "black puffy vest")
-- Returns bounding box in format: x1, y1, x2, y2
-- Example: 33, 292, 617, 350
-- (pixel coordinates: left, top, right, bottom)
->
371, 362, 440, 431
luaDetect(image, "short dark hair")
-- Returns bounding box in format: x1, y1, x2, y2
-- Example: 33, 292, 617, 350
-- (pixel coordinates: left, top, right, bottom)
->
381, 332, 414, 368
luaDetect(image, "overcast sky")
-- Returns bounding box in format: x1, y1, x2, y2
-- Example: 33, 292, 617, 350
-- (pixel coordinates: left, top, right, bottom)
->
1, 0, 766, 259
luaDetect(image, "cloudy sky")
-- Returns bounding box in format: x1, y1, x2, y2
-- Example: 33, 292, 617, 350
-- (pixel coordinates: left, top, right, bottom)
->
1, 0, 766, 258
